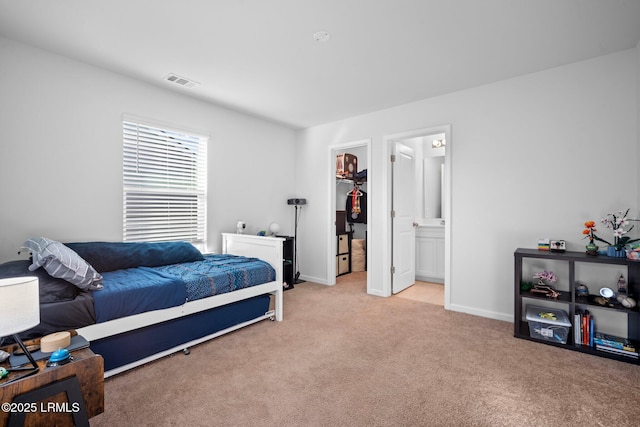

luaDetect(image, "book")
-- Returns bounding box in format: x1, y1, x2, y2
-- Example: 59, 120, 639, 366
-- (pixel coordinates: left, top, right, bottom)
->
594, 340, 636, 352
573, 310, 596, 347
593, 333, 636, 352
595, 345, 639, 358
582, 310, 590, 347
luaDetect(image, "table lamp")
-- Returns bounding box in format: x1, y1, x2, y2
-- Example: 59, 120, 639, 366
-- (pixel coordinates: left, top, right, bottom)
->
269, 222, 280, 236
0, 276, 40, 382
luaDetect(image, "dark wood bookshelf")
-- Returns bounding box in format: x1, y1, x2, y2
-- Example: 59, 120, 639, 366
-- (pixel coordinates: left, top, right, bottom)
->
514, 248, 640, 365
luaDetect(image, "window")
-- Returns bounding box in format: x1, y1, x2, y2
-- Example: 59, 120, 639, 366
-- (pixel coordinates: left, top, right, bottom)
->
123, 117, 208, 248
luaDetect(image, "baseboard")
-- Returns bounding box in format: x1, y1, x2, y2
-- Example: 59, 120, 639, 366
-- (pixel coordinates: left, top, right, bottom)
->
415, 275, 444, 284
447, 303, 512, 323
296, 276, 512, 322
367, 288, 386, 297
298, 274, 327, 285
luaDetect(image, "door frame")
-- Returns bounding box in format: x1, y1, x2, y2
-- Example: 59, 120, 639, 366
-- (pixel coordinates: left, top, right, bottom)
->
383, 125, 451, 308
327, 139, 372, 292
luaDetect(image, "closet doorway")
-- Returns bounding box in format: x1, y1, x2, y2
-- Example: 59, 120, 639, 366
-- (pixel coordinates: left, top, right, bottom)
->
327, 139, 371, 293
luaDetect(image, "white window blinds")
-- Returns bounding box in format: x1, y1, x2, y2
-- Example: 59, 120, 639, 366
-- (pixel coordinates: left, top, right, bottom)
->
123, 119, 208, 246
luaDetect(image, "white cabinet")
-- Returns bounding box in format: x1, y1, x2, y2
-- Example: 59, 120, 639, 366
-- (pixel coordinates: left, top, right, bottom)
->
415, 226, 444, 283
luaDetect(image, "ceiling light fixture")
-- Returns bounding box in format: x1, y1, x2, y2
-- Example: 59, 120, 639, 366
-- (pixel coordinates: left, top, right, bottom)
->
432, 139, 446, 148
313, 31, 331, 42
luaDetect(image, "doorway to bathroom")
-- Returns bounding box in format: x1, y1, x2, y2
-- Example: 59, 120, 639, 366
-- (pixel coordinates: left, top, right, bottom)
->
385, 125, 451, 308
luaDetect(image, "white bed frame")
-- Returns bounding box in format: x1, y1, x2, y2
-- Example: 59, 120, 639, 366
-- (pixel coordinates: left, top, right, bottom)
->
77, 233, 284, 377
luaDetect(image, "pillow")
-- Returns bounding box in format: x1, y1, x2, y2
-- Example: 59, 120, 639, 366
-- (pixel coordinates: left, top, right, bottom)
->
0, 260, 79, 303
23, 237, 103, 291
65, 241, 204, 273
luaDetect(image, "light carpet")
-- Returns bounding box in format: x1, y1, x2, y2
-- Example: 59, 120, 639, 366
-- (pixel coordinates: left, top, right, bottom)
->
91, 275, 640, 426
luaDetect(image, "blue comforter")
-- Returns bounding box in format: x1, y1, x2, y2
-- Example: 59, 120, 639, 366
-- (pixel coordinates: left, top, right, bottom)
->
92, 254, 275, 323
153, 254, 276, 301
94, 267, 186, 323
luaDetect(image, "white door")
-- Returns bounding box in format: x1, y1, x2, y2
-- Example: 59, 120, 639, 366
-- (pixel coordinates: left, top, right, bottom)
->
392, 142, 416, 294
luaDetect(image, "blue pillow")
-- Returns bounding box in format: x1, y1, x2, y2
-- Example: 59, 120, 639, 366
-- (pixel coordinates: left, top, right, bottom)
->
23, 237, 103, 291
65, 241, 204, 273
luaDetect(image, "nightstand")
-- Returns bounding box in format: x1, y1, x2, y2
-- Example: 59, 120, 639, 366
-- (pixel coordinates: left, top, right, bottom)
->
0, 339, 104, 427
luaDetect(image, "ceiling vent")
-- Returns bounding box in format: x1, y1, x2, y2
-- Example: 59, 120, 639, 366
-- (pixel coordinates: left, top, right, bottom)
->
164, 73, 199, 88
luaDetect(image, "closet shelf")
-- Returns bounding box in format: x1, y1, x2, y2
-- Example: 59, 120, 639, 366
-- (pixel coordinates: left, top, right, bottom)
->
336, 177, 367, 184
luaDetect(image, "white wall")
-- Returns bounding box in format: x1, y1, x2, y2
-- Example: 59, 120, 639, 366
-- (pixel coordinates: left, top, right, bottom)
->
0, 37, 296, 261
1, 35, 637, 323
637, 41, 640, 216
294, 49, 638, 322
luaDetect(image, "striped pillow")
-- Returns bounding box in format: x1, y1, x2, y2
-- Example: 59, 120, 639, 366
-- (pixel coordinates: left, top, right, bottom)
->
23, 237, 103, 291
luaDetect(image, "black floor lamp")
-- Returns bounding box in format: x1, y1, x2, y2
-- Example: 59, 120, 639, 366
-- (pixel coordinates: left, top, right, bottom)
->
287, 198, 306, 284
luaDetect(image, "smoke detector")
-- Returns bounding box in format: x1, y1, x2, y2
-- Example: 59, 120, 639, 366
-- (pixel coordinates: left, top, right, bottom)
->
163, 73, 199, 88
313, 31, 331, 42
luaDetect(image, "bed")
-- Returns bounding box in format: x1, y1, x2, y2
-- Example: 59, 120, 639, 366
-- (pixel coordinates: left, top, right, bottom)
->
0, 233, 284, 377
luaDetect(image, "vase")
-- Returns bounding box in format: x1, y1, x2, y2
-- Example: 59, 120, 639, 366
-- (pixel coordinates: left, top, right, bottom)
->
607, 246, 626, 258
585, 243, 599, 256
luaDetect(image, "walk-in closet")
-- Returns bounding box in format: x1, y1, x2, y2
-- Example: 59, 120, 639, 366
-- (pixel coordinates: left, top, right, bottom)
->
335, 145, 368, 281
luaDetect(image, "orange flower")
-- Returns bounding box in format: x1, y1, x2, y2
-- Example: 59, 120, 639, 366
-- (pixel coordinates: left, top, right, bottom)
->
583, 219, 606, 245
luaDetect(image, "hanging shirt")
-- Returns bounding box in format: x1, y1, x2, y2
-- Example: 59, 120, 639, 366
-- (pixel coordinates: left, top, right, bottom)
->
346, 190, 367, 224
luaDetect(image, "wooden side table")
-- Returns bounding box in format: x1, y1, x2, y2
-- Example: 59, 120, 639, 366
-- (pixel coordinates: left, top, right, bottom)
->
1, 342, 104, 427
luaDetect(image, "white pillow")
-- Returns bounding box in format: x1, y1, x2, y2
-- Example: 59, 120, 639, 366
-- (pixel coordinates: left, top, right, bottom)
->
23, 237, 103, 291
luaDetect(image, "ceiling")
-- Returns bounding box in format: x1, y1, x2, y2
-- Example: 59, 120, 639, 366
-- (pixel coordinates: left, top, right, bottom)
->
1, 0, 640, 129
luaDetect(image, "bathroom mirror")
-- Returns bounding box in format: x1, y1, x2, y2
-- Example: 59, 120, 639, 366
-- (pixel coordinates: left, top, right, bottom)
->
423, 133, 446, 220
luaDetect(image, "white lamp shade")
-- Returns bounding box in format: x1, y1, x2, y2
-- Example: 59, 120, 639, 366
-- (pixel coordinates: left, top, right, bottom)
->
0, 276, 40, 337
